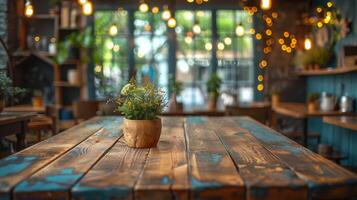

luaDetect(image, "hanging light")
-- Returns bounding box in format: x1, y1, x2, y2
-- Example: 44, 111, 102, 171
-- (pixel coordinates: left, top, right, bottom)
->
78, 0, 87, 5
162, 10, 171, 20
139, 2, 149, 13
304, 37, 312, 50
25, 0, 34, 17
109, 24, 118, 36
224, 37, 232, 45
260, 0, 272, 10
152, 6, 159, 14
217, 42, 225, 51
193, 24, 201, 34
235, 23, 245, 37
205, 43, 212, 50
167, 17, 177, 28
82, 1, 93, 16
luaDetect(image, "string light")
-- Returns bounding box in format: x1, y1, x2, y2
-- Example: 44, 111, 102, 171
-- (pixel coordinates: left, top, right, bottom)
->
82, 1, 93, 16
304, 37, 312, 50
327, 1, 333, 8
258, 75, 264, 82
139, 2, 149, 13
260, 0, 271, 10
193, 24, 201, 34
162, 9, 171, 20
107, 41, 114, 50
235, 23, 245, 37
109, 24, 118, 36
167, 17, 177, 28
217, 42, 225, 51
205, 42, 212, 50
184, 36, 193, 44
78, 0, 87, 5
255, 33, 262, 40
152, 7, 159, 14
224, 37, 232, 45
113, 44, 120, 52
25, 0, 34, 17
257, 84, 264, 91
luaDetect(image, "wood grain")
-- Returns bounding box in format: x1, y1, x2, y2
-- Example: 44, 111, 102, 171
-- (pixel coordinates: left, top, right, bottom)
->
234, 117, 357, 199
72, 137, 149, 200
0, 117, 117, 200
206, 117, 307, 200
13, 118, 123, 200
134, 117, 189, 200
185, 116, 245, 200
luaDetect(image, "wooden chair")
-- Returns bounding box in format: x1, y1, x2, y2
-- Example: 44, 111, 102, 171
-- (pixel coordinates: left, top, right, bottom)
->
73, 101, 99, 124
225, 105, 270, 124
27, 106, 57, 142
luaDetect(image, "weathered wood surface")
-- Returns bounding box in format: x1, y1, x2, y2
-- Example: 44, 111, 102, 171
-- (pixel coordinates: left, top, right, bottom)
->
0, 112, 35, 126
0, 116, 356, 200
185, 116, 245, 200
206, 117, 307, 200
234, 117, 357, 199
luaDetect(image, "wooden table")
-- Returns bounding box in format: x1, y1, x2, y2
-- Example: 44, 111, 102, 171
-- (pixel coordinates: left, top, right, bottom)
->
4, 104, 45, 114
0, 112, 36, 150
0, 116, 356, 200
323, 116, 357, 131
272, 102, 354, 145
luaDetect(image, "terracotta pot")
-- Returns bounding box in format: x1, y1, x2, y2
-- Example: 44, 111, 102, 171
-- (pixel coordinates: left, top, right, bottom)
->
308, 101, 318, 113
0, 100, 4, 113
32, 96, 44, 107
207, 95, 217, 111
123, 118, 162, 148
271, 94, 280, 107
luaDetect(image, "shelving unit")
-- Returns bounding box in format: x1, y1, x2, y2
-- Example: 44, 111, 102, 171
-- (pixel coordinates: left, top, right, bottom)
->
296, 67, 357, 76
14, 0, 87, 130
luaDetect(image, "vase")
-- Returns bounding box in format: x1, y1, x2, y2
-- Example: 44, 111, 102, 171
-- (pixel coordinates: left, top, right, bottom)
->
207, 95, 217, 111
0, 99, 4, 113
308, 101, 318, 113
123, 118, 162, 148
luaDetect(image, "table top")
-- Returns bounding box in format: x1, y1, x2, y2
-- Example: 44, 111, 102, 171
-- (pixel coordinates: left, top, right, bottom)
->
272, 102, 353, 119
323, 116, 357, 131
0, 112, 36, 126
4, 104, 45, 113
0, 116, 356, 200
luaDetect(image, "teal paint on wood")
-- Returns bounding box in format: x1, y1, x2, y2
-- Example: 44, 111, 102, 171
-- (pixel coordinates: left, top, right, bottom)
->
307, 73, 357, 166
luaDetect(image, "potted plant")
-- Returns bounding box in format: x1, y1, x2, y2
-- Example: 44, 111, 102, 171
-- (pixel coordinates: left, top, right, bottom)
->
168, 75, 184, 112
113, 80, 165, 148
206, 73, 222, 111
32, 90, 44, 107
307, 93, 320, 112
0, 72, 26, 112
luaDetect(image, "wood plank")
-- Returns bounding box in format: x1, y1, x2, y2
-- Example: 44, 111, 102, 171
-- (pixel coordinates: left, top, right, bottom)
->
206, 117, 307, 200
0, 117, 118, 200
13, 117, 123, 200
184, 116, 245, 200
4, 105, 46, 113
0, 112, 35, 126
72, 138, 149, 200
323, 116, 357, 132
134, 117, 189, 200
234, 117, 357, 199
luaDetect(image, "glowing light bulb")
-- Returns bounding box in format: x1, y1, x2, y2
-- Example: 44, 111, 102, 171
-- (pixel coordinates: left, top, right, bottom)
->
185, 36, 193, 44
82, 1, 93, 16
78, 0, 87, 5
139, 2, 149, 13
109, 24, 118, 36
235, 24, 245, 36
205, 43, 212, 50
193, 24, 201, 34
152, 7, 159, 14
187, 0, 194, 3
162, 10, 171, 20
258, 75, 264, 82
25, 0, 34, 17
107, 41, 114, 50
217, 42, 225, 50
113, 44, 120, 52
167, 18, 177, 28
260, 0, 271, 10
304, 38, 312, 50
257, 84, 264, 91
224, 37, 232, 45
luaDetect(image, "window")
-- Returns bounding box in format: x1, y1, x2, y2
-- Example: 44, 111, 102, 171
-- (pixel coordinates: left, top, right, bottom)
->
94, 9, 255, 106
94, 10, 129, 99
176, 10, 212, 109
217, 10, 254, 97
134, 11, 169, 93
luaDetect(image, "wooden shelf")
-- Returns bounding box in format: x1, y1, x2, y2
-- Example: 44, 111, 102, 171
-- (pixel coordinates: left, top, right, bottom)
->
22, 14, 58, 20
14, 50, 55, 57
295, 67, 357, 76
54, 81, 82, 87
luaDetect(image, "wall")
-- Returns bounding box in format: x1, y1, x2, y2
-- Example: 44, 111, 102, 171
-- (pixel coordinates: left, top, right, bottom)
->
307, 0, 357, 166
0, 0, 7, 69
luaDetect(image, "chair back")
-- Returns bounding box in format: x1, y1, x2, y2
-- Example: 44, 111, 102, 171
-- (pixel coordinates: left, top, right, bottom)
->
73, 101, 99, 121
226, 104, 270, 124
